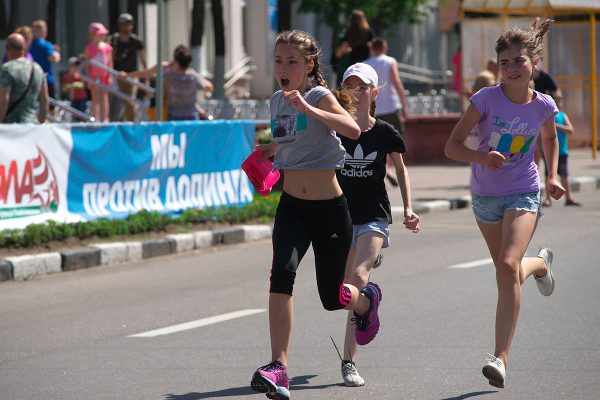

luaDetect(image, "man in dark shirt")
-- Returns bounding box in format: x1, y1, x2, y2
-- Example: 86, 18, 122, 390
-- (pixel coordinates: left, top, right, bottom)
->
109, 13, 147, 121
533, 68, 560, 170
533, 68, 558, 96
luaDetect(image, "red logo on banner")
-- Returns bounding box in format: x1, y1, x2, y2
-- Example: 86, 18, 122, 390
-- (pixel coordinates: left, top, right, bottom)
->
0, 146, 59, 210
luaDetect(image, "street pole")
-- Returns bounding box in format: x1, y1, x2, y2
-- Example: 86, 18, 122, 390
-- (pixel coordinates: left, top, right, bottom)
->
156, 0, 164, 121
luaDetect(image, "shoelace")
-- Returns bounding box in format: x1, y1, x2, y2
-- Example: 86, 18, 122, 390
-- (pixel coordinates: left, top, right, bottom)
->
350, 314, 368, 330
485, 353, 503, 368
342, 361, 358, 376
260, 361, 284, 373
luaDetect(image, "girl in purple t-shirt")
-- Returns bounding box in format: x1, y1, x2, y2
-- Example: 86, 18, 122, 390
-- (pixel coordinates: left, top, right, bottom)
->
444, 18, 566, 389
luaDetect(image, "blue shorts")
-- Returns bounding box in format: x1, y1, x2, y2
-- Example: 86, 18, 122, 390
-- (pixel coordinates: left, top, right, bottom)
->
471, 191, 541, 224
351, 221, 390, 248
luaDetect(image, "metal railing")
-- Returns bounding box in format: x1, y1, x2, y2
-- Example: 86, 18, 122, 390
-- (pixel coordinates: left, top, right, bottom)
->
398, 62, 453, 86
85, 59, 156, 96
198, 99, 270, 120
224, 56, 257, 92
48, 98, 95, 122
406, 92, 461, 115
78, 59, 156, 122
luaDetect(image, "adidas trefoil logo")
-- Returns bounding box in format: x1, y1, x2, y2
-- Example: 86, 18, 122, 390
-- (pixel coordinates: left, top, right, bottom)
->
342, 144, 376, 178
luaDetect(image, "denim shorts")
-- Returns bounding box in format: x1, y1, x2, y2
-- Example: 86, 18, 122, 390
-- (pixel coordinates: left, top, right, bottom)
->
352, 221, 390, 248
472, 191, 541, 224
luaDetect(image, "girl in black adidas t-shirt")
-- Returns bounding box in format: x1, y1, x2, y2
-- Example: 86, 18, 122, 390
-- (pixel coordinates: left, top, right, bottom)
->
335, 63, 421, 387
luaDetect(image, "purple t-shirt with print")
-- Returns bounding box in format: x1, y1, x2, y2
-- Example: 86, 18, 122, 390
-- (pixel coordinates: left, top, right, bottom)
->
470, 84, 558, 196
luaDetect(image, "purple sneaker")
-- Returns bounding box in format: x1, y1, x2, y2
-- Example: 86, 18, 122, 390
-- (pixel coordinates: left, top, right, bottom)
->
353, 282, 382, 345
250, 361, 290, 400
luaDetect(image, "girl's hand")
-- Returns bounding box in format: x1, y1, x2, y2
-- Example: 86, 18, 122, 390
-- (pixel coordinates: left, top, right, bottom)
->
546, 177, 566, 200
483, 151, 505, 170
404, 209, 420, 233
283, 90, 309, 114
256, 142, 278, 161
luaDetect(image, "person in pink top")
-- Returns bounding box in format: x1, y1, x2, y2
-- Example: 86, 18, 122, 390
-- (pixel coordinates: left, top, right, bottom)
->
444, 18, 566, 389
84, 22, 113, 122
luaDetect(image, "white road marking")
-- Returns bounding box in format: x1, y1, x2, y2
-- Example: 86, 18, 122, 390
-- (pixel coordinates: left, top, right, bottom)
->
448, 258, 493, 269
127, 309, 266, 338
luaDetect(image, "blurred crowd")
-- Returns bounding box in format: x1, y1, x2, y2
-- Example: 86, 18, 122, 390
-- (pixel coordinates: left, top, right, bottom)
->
0, 14, 212, 124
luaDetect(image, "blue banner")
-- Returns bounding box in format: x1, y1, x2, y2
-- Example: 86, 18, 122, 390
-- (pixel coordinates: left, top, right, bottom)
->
67, 120, 255, 220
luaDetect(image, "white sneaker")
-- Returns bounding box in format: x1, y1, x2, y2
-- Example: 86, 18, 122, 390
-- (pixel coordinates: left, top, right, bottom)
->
534, 248, 555, 296
373, 252, 383, 269
341, 360, 365, 387
482, 354, 506, 388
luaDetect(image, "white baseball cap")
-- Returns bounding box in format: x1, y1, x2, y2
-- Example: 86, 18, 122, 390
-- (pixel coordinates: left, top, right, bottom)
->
342, 62, 378, 87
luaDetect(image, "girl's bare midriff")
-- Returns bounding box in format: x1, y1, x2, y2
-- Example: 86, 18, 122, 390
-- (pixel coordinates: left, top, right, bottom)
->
283, 169, 343, 200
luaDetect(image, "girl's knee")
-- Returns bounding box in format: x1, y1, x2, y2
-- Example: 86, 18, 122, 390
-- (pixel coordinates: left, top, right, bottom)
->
495, 259, 521, 284
269, 264, 296, 295
320, 283, 350, 311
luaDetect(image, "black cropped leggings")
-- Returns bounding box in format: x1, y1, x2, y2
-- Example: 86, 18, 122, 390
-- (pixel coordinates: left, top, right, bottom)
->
269, 191, 353, 311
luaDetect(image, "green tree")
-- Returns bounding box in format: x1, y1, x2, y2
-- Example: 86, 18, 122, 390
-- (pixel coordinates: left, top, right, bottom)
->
296, 0, 434, 54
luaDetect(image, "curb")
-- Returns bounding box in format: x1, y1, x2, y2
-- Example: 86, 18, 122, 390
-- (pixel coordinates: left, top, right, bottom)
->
0, 225, 274, 282
0, 176, 598, 283
6, 253, 62, 281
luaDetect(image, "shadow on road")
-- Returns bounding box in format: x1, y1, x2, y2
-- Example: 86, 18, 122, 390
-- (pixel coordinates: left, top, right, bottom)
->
440, 390, 498, 400
164, 374, 339, 399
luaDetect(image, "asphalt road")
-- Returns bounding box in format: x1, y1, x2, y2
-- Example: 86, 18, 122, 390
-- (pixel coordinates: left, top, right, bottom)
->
1, 190, 599, 400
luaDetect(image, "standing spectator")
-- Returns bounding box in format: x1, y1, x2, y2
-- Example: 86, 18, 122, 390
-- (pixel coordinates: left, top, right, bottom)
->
486, 58, 500, 82
163, 45, 212, 120
30, 20, 60, 100
109, 13, 147, 121
451, 45, 462, 95
533, 66, 558, 96
333, 10, 374, 86
2, 26, 34, 63
84, 22, 113, 122
0, 33, 48, 123
542, 92, 580, 207
61, 57, 88, 114
129, 45, 213, 120
533, 67, 559, 166
365, 37, 410, 186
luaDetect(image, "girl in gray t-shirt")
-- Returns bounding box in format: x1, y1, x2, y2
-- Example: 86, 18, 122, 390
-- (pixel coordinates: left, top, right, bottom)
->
249, 30, 384, 400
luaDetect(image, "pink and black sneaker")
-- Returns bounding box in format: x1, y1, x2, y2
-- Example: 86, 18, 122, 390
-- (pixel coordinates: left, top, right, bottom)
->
353, 282, 382, 345
250, 360, 290, 400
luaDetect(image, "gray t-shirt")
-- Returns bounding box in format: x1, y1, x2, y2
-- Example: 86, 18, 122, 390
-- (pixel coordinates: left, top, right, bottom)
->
0, 59, 44, 123
270, 85, 346, 170
164, 68, 205, 118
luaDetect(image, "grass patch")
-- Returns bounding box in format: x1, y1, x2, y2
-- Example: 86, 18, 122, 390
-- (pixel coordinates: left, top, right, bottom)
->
0, 192, 280, 250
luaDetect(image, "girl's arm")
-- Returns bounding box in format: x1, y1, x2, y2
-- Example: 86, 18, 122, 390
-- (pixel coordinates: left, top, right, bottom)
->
128, 64, 158, 79
389, 152, 420, 232
107, 48, 113, 69
282, 90, 360, 139
390, 60, 409, 120
257, 141, 279, 160
556, 113, 574, 135
541, 117, 567, 200
37, 80, 49, 123
444, 103, 505, 170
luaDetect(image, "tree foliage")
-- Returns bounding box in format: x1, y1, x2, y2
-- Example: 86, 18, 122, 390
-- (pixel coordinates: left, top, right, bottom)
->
296, 0, 435, 34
